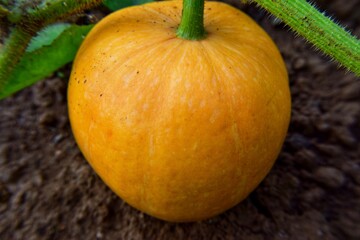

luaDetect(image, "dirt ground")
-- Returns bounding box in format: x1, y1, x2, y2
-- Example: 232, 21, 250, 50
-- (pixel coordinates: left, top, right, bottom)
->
0, 0, 359, 239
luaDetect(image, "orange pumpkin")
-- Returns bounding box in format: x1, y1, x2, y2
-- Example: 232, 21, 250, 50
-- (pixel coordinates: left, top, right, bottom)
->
68, 0, 291, 222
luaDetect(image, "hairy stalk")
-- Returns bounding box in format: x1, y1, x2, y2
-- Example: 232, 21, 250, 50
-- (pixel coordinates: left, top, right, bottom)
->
24, 0, 103, 24
0, 0, 102, 91
0, 28, 35, 90
253, 0, 360, 76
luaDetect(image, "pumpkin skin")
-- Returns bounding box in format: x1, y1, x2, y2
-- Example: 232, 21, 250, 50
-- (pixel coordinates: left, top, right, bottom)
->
68, 1, 291, 222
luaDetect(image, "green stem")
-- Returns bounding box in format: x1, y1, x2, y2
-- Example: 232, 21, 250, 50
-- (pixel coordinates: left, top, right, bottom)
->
253, 0, 360, 76
177, 0, 206, 40
0, 28, 36, 90
0, 0, 102, 92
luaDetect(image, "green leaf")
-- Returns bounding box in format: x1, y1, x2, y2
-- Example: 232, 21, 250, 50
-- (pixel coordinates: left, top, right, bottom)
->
103, 0, 153, 11
0, 24, 93, 99
27, 23, 71, 52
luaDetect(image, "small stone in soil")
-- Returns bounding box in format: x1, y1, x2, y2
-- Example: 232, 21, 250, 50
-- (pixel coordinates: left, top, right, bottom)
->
287, 133, 311, 150
39, 111, 57, 126
294, 149, 318, 170
1, 165, 25, 183
315, 144, 342, 157
314, 166, 346, 188
302, 187, 325, 202
332, 127, 357, 148
293, 57, 307, 70
53, 134, 64, 144
340, 81, 360, 100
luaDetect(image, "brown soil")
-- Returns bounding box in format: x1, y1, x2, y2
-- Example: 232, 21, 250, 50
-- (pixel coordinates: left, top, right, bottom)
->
1, 0, 359, 239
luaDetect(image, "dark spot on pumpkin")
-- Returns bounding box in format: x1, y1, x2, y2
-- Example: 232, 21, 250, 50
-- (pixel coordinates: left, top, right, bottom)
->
84, 79, 87, 84
136, 71, 140, 74
208, 8, 212, 10
100, 94, 103, 97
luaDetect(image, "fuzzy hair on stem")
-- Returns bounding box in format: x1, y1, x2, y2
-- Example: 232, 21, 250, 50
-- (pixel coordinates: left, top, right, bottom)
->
252, 0, 360, 76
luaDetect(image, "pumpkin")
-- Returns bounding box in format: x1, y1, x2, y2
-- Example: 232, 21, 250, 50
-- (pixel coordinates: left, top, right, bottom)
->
68, 0, 291, 222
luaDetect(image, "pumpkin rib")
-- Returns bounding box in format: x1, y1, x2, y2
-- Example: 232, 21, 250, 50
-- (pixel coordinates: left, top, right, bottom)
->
199, 41, 241, 158
140, 39, 187, 212
198, 37, 288, 198
199, 41, 246, 199
116, 38, 187, 212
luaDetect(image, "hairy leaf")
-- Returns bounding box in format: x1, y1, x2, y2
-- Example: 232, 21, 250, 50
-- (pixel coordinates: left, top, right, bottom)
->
0, 24, 93, 99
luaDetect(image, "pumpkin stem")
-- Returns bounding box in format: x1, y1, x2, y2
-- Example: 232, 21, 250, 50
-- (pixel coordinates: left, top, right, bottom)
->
177, 0, 206, 40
